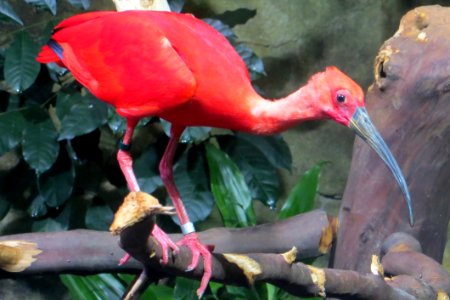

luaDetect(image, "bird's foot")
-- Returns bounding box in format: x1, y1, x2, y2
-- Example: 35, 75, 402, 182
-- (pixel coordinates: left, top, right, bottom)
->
177, 232, 214, 298
152, 224, 180, 264
117, 225, 179, 266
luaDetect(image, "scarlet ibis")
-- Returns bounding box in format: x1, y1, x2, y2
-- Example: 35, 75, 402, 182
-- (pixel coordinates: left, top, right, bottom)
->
37, 10, 413, 297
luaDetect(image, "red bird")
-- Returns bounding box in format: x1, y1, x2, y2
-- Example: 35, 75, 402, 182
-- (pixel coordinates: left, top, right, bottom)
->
37, 10, 413, 297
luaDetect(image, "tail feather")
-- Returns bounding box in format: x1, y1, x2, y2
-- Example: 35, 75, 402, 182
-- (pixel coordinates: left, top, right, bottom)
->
36, 44, 61, 64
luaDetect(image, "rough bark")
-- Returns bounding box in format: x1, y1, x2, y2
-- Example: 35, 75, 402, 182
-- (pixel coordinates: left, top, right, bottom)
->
333, 5, 450, 273
0, 209, 332, 277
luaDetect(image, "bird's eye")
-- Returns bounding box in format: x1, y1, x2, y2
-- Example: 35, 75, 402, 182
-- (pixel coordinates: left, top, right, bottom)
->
336, 94, 346, 103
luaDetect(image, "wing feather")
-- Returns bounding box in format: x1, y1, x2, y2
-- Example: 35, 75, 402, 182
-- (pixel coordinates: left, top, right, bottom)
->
37, 11, 196, 118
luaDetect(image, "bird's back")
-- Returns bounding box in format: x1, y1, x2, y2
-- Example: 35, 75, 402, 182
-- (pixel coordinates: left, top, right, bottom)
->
38, 11, 257, 127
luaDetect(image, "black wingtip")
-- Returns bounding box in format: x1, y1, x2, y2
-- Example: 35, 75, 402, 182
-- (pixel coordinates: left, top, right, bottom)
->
47, 39, 64, 60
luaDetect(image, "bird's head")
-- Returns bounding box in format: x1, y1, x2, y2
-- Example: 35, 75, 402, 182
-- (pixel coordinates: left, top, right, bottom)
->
314, 66, 414, 225
314, 66, 365, 126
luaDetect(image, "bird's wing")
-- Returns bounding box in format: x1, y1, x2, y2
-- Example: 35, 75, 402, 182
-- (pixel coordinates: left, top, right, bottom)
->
37, 11, 197, 118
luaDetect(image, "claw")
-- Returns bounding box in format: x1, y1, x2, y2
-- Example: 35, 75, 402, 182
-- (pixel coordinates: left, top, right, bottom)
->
176, 232, 213, 298
118, 253, 131, 266
151, 225, 179, 265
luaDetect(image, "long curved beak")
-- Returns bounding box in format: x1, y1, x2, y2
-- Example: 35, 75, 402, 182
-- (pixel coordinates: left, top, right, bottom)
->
349, 107, 413, 225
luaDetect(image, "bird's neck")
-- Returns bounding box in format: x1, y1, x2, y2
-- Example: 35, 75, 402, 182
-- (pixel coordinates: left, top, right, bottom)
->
249, 84, 327, 134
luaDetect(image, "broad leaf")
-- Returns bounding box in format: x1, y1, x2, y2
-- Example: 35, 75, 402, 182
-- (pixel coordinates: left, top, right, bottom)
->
58, 94, 108, 140
32, 203, 70, 232
67, 0, 90, 10
39, 167, 75, 208
234, 43, 266, 80
24, 0, 57, 15
85, 205, 114, 231
170, 146, 214, 224
61, 274, 125, 300
32, 217, 66, 231
203, 18, 236, 40
4, 30, 41, 92
278, 162, 328, 220
173, 277, 200, 300
206, 143, 255, 227
0, 110, 26, 156
215, 8, 256, 27
118, 274, 174, 299
161, 119, 211, 143
135, 146, 162, 194
0, 1, 23, 25
236, 133, 292, 171
168, 0, 184, 13
225, 137, 279, 209
203, 18, 265, 80
107, 107, 126, 135
107, 107, 151, 135
22, 119, 59, 174
28, 194, 48, 218
0, 196, 10, 221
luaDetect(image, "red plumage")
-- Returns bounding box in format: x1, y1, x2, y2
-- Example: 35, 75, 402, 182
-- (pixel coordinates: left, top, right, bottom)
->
37, 10, 412, 298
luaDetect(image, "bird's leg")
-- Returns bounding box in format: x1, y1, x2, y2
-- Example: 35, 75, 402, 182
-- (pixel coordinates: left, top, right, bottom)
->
117, 118, 179, 265
160, 125, 212, 298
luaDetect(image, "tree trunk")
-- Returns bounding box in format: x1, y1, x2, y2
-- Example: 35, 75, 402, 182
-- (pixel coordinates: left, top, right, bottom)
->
333, 4, 450, 273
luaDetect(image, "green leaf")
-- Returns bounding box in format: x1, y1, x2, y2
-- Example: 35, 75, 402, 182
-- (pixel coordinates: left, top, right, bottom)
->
236, 133, 292, 171
28, 194, 48, 218
135, 146, 162, 194
161, 119, 211, 143
85, 205, 114, 231
22, 119, 59, 174
203, 18, 265, 80
234, 43, 266, 80
170, 146, 215, 224
67, 0, 90, 10
206, 143, 255, 227
0, 196, 10, 221
4, 30, 41, 92
107, 107, 126, 134
33, 200, 71, 231
278, 162, 328, 220
39, 167, 75, 208
117, 274, 174, 299
107, 107, 151, 135
173, 277, 200, 300
0, 111, 26, 156
223, 136, 279, 209
0, 1, 23, 25
168, 0, 184, 13
61, 274, 126, 300
58, 94, 108, 140
24, 0, 57, 15
215, 8, 256, 27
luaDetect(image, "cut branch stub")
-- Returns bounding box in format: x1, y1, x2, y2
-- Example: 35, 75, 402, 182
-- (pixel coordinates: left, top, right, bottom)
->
0, 241, 42, 272
110, 191, 175, 235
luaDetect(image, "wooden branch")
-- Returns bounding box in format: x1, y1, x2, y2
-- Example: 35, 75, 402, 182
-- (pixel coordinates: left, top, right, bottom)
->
334, 5, 450, 274
381, 233, 450, 296
1, 192, 448, 299
104, 192, 445, 299
0, 207, 333, 277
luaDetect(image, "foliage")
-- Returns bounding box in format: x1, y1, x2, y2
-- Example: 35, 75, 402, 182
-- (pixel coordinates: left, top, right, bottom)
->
1, 0, 325, 299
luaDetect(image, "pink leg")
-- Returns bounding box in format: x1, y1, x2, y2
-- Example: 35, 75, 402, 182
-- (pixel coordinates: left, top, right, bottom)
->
160, 125, 212, 298
117, 118, 179, 265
